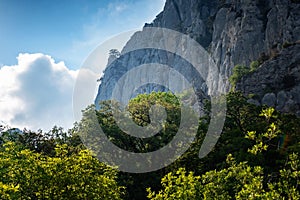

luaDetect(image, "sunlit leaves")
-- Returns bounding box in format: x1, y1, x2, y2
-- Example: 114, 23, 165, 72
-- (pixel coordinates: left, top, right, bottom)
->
147, 168, 200, 200
246, 108, 281, 155
148, 106, 300, 200
148, 153, 300, 200
0, 142, 124, 199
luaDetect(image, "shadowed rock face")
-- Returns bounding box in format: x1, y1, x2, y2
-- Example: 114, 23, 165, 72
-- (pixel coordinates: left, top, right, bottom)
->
236, 43, 300, 116
95, 0, 300, 115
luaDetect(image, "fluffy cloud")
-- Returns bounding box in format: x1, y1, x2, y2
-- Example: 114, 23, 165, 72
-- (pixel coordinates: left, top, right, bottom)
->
0, 53, 78, 131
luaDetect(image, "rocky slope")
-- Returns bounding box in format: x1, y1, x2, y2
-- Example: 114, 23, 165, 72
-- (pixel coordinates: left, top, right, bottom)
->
95, 0, 300, 115
236, 42, 300, 116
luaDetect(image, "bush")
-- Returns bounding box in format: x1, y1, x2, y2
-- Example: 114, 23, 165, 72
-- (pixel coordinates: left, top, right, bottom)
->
229, 64, 250, 89
0, 142, 124, 199
147, 107, 300, 199
250, 60, 260, 72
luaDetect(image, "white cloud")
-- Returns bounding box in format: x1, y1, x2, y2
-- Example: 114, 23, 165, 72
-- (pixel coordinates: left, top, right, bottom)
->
0, 53, 78, 131
107, 2, 128, 16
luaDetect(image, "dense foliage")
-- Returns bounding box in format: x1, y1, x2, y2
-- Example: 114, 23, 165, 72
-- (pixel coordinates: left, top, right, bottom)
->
0, 142, 123, 199
1, 91, 299, 199
147, 107, 300, 199
229, 65, 250, 88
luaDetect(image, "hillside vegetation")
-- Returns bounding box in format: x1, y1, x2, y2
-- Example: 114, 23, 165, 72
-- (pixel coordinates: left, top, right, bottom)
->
1, 91, 299, 199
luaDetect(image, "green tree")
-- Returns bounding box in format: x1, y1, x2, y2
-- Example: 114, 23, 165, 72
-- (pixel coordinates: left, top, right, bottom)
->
0, 142, 124, 199
90, 91, 182, 154
88, 92, 182, 200
250, 60, 260, 72
109, 49, 121, 58
147, 107, 300, 199
0, 125, 83, 156
77, 91, 300, 199
229, 64, 250, 89
148, 149, 300, 199
147, 168, 201, 200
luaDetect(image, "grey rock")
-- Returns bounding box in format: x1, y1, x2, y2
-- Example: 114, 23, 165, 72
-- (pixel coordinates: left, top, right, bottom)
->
284, 99, 297, 113
237, 44, 300, 115
262, 93, 276, 107
95, 0, 300, 116
276, 90, 288, 110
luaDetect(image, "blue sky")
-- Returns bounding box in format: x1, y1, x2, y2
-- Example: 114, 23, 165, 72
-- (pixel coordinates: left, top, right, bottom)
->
0, 0, 165, 68
0, 0, 165, 131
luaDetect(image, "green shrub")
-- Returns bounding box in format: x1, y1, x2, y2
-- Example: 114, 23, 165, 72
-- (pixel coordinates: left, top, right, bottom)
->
250, 60, 260, 72
229, 64, 250, 89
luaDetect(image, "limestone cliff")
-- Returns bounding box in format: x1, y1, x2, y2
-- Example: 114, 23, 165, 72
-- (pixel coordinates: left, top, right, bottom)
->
236, 42, 300, 116
95, 0, 300, 115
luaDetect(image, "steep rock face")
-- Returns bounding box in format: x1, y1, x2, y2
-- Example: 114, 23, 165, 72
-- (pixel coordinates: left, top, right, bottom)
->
95, 0, 300, 114
96, 48, 207, 106
210, 0, 299, 92
236, 43, 300, 116
148, 0, 218, 48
